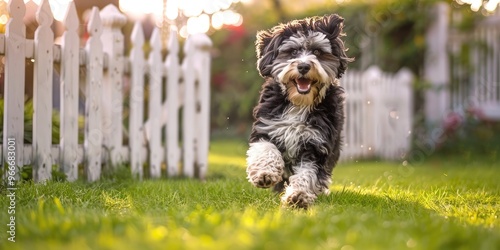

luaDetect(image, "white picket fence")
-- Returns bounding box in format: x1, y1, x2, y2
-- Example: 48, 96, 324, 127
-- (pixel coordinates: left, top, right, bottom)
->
449, 9, 500, 119
0, 1, 212, 182
341, 66, 414, 161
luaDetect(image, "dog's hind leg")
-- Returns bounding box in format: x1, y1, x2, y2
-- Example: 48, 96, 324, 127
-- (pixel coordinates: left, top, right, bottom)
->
246, 141, 284, 188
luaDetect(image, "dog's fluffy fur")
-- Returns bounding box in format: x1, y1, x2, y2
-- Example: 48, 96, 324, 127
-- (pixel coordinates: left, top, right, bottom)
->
246, 14, 352, 208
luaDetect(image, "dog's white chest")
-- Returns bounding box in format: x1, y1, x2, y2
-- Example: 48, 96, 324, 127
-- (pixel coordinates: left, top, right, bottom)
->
261, 107, 324, 163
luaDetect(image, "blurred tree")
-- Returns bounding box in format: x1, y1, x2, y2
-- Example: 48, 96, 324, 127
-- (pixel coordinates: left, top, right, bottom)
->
270, 0, 287, 21
210, 0, 285, 136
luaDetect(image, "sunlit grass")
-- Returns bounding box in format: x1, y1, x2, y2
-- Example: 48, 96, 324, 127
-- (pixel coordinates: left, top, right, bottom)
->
1, 139, 499, 249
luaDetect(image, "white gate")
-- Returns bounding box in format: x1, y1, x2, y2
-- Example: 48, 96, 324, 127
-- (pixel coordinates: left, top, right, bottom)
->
342, 66, 414, 161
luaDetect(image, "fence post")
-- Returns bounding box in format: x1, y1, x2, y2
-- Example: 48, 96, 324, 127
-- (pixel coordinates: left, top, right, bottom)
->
100, 4, 126, 167
147, 28, 163, 178
129, 21, 145, 179
84, 7, 104, 182
59, 2, 79, 181
165, 27, 180, 177
192, 34, 212, 180
3, 0, 26, 180
33, 0, 53, 182
424, 3, 450, 126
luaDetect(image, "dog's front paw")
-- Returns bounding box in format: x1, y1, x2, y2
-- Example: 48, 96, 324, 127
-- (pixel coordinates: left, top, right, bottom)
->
281, 188, 316, 209
246, 141, 284, 188
249, 171, 282, 188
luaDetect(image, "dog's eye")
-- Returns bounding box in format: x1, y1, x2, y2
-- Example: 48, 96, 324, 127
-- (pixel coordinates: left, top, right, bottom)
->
313, 49, 321, 56
291, 49, 299, 56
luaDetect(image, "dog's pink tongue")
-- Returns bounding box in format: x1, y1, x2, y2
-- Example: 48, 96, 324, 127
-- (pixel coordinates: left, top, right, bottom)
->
296, 78, 312, 92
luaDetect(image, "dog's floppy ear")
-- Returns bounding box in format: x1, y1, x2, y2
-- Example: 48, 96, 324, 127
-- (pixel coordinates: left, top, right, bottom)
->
312, 14, 345, 39
313, 14, 353, 78
256, 28, 284, 78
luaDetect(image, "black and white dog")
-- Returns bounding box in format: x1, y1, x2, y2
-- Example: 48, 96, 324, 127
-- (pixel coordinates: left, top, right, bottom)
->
246, 14, 352, 208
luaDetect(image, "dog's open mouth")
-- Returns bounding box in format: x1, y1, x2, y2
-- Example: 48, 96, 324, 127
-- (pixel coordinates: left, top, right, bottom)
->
294, 77, 314, 94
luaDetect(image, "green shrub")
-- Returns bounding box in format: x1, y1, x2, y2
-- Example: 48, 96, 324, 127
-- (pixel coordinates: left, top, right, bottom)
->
437, 111, 500, 161
0, 98, 85, 145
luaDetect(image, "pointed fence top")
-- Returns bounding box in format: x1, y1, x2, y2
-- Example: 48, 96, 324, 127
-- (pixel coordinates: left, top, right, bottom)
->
100, 4, 127, 28
87, 7, 102, 36
150, 28, 162, 52
36, 0, 53, 27
8, 0, 26, 19
63, 1, 78, 31
183, 36, 194, 55
131, 22, 145, 46
167, 26, 179, 54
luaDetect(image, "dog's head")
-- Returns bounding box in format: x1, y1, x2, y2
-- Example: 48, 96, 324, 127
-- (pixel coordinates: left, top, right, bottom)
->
256, 14, 352, 106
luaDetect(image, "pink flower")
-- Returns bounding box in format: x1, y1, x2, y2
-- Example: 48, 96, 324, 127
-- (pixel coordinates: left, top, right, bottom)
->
443, 112, 463, 132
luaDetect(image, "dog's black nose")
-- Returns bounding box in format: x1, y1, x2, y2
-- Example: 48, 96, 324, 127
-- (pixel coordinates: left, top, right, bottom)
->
297, 63, 311, 74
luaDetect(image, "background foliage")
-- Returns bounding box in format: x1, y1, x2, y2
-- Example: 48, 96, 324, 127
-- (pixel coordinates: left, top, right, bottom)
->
210, 0, 444, 135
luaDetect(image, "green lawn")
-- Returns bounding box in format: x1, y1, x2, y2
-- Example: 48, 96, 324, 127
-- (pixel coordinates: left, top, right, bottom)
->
1, 139, 499, 249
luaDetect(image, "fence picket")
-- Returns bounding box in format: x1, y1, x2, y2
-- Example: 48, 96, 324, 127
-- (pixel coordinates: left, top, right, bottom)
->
3, 0, 26, 180
182, 37, 196, 178
395, 68, 414, 159
193, 34, 212, 180
59, 1, 79, 181
165, 28, 180, 177
84, 7, 104, 182
364, 66, 382, 158
342, 72, 352, 160
129, 22, 145, 179
147, 28, 163, 178
32, 0, 53, 182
